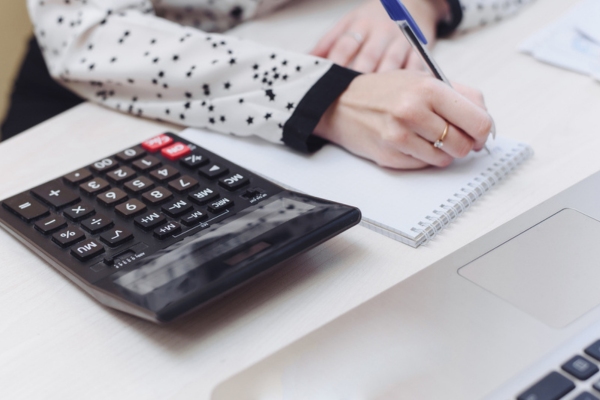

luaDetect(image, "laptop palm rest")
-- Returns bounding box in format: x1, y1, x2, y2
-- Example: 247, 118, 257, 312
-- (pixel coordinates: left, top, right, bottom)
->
459, 208, 600, 328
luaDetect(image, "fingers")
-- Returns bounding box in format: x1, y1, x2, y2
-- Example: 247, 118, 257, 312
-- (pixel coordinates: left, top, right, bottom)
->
375, 37, 411, 72
381, 128, 454, 168
310, 16, 351, 58
327, 29, 367, 67
352, 32, 391, 73
403, 50, 426, 71
428, 81, 493, 150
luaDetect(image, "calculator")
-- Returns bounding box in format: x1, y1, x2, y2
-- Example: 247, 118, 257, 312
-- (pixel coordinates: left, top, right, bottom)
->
0, 132, 361, 323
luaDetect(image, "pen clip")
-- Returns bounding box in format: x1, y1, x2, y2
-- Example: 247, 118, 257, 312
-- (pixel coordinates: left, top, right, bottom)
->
380, 0, 428, 45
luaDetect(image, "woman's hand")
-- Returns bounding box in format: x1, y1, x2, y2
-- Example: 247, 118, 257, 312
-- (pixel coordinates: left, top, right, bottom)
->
314, 70, 493, 169
310, 0, 449, 73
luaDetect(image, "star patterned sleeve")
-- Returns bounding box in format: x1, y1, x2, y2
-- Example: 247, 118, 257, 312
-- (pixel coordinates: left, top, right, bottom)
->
27, 0, 359, 153
439, 0, 535, 35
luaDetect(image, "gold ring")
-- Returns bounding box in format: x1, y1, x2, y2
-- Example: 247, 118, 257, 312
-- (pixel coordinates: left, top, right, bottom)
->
345, 31, 364, 44
433, 122, 449, 149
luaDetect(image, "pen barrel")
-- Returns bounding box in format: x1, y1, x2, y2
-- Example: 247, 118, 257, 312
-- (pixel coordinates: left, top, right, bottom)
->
398, 21, 451, 86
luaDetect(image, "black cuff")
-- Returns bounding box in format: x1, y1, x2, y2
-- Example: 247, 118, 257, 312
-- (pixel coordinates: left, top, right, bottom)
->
282, 64, 360, 153
437, 0, 463, 37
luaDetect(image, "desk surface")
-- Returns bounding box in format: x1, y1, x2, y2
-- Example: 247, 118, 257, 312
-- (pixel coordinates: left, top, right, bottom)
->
1, 0, 599, 398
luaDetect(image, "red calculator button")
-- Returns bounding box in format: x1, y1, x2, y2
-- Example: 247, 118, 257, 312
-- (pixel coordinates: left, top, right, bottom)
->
141, 134, 173, 152
161, 142, 191, 161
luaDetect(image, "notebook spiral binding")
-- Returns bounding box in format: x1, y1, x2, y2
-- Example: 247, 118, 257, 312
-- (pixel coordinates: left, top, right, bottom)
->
403, 143, 533, 247
361, 143, 533, 247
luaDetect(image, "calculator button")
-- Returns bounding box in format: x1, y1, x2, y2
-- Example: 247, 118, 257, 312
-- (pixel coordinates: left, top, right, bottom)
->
142, 187, 173, 205
99, 227, 133, 247
34, 215, 67, 234
168, 175, 198, 193
161, 142, 191, 161
517, 371, 575, 400
132, 156, 162, 172
3, 194, 49, 222
199, 163, 228, 179
162, 199, 193, 217
80, 178, 110, 195
63, 168, 92, 185
81, 214, 113, 234
208, 197, 234, 213
150, 165, 180, 182
106, 166, 136, 183
97, 188, 128, 206
189, 187, 219, 205
115, 146, 146, 162
52, 227, 85, 248
180, 153, 208, 168
562, 355, 599, 380
134, 211, 166, 230
32, 181, 80, 209
124, 177, 154, 194
70, 238, 105, 261
181, 210, 207, 226
115, 199, 146, 217
154, 221, 181, 239
90, 157, 119, 173
219, 173, 249, 191
142, 134, 174, 152
64, 204, 95, 221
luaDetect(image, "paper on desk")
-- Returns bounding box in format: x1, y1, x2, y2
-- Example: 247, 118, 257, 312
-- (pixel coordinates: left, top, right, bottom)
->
519, 0, 600, 82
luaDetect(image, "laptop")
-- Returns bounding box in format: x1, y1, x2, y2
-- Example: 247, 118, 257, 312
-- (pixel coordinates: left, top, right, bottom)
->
211, 169, 600, 399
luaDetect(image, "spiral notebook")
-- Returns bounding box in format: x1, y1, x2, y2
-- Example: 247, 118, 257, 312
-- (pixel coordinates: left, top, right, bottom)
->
180, 128, 533, 247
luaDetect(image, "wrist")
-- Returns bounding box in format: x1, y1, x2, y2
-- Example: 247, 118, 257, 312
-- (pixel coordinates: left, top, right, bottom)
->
425, 0, 451, 23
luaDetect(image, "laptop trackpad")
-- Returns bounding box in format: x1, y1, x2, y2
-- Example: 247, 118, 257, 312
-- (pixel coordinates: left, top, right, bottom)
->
459, 209, 600, 328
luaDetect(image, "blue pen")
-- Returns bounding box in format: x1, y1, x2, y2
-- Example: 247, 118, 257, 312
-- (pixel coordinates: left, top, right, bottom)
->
379, 0, 496, 144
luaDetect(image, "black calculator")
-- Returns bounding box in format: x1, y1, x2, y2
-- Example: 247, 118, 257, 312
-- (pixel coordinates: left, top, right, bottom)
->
0, 132, 360, 323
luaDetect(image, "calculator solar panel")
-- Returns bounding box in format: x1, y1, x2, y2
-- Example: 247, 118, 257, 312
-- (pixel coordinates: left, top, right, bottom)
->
0, 132, 361, 323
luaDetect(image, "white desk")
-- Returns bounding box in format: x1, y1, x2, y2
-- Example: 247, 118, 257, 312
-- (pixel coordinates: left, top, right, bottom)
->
1, 0, 599, 398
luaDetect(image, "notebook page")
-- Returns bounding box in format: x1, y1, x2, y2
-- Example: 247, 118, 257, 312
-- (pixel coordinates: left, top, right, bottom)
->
181, 128, 531, 246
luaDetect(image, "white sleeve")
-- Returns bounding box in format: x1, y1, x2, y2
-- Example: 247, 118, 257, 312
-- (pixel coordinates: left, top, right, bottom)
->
454, 0, 535, 32
27, 0, 355, 152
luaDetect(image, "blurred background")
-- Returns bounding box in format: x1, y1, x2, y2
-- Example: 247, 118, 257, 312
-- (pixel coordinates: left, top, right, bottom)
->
0, 2, 32, 140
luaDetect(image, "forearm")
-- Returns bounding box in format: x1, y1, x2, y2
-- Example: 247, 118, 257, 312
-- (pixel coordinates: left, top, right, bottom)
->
27, 0, 356, 153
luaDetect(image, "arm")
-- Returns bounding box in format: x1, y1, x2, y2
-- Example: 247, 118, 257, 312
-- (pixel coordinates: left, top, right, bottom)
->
312, 0, 535, 72
311, 0, 450, 72
448, 0, 536, 33
27, 0, 357, 153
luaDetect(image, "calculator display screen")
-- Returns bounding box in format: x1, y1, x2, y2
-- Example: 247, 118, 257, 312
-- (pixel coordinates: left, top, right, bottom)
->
114, 196, 315, 297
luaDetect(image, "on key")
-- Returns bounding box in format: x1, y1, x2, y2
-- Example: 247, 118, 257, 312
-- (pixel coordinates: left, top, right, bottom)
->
161, 142, 191, 161
3, 194, 49, 222
32, 180, 80, 209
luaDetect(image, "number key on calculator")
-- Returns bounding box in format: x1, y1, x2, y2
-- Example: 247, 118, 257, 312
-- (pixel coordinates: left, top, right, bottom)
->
0, 132, 361, 323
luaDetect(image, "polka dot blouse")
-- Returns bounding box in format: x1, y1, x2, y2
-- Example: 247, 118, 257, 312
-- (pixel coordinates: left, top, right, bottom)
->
27, 0, 532, 152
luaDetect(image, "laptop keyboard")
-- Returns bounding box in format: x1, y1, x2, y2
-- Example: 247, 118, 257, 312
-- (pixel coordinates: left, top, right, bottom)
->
518, 339, 600, 400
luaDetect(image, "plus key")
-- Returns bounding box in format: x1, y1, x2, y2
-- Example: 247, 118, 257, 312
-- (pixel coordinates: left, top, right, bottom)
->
31, 180, 80, 209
